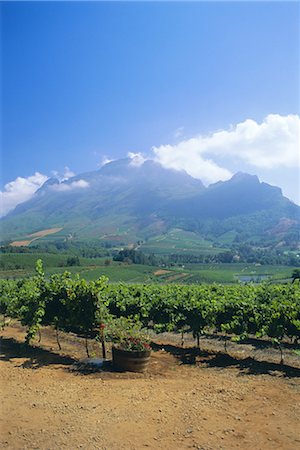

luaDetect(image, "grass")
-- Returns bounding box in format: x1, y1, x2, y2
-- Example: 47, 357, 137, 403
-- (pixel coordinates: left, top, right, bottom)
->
0, 253, 108, 268
214, 230, 237, 245
0, 252, 296, 284
77, 264, 159, 283
140, 228, 222, 256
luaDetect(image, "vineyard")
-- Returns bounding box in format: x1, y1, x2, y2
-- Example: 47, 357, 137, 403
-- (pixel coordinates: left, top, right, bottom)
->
1, 260, 299, 365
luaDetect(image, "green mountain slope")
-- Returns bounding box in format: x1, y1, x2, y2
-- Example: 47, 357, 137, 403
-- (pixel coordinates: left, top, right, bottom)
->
1, 159, 299, 249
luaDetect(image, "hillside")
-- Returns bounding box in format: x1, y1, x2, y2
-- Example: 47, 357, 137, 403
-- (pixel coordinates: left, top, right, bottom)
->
1, 159, 299, 250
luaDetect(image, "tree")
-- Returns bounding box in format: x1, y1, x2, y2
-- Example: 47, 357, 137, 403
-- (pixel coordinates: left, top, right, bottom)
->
66, 256, 80, 266
291, 269, 300, 283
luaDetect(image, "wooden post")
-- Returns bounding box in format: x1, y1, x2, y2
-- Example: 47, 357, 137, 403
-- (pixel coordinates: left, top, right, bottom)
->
100, 323, 106, 359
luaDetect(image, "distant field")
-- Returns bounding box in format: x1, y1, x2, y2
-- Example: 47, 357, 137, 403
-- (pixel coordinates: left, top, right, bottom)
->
0, 252, 295, 283
10, 227, 63, 247
0, 253, 106, 268
77, 264, 160, 283
140, 228, 222, 255
182, 263, 294, 283
27, 228, 64, 238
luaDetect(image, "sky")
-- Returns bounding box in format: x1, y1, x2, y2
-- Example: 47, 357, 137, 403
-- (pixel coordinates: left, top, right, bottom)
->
1, 1, 299, 216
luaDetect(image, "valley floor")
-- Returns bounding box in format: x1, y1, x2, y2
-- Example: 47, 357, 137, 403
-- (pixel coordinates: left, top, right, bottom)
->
1, 323, 300, 450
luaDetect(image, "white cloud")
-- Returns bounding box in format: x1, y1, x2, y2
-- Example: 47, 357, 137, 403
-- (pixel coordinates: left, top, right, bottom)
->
98, 156, 114, 167
62, 166, 75, 180
73, 179, 89, 188
51, 179, 89, 192
0, 169, 90, 217
51, 166, 75, 181
0, 172, 48, 217
174, 127, 184, 138
152, 142, 232, 185
128, 152, 147, 167
152, 114, 300, 185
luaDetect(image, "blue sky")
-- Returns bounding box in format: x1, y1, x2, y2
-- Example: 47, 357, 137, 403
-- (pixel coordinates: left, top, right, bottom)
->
1, 1, 299, 214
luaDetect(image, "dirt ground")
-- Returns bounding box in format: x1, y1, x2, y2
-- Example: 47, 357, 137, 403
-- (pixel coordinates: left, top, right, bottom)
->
1, 323, 300, 450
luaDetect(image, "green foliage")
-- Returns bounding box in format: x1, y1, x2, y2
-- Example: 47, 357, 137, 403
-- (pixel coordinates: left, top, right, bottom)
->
104, 317, 151, 352
292, 269, 300, 283
16, 259, 46, 343
66, 256, 81, 267
0, 279, 20, 317
1, 259, 299, 363
113, 248, 158, 266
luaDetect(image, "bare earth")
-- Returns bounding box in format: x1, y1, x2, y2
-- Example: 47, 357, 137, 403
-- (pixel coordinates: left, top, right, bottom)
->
10, 228, 63, 247
1, 323, 300, 450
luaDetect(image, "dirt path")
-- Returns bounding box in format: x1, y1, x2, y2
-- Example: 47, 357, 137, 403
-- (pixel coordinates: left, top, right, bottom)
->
1, 323, 300, 450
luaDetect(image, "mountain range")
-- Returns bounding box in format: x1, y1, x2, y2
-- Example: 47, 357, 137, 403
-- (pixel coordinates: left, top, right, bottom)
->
1, 158, 299, 250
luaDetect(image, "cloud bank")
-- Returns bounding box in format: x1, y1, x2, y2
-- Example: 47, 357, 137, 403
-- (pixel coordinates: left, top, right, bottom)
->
152, 114, 299, 185
1, 114, 299, 216
99, 156, 114, 167
0, 167, 86, 217
51, 166, 75, 181
128, 152, 148, 167
50, 179, 89, 192
0, 172, 49, 217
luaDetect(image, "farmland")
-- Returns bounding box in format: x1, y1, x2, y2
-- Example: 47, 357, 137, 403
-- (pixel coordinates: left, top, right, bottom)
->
1, 258, 300, 449
1, 265, 299, 358
9, 227, 63, 247
139, 228, 222, 256
1, 261, 299, 450
0, 251, 297, 284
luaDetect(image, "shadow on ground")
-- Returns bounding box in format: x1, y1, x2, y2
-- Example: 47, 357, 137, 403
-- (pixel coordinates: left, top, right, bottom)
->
151, 342, 300, 378
0, 336, 76, 369
0, 336, 145, 378
2, 335, 299, 378
204, 333, 299, 351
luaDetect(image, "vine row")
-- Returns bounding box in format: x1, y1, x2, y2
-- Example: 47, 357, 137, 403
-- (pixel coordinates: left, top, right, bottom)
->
1, 260, 299, 363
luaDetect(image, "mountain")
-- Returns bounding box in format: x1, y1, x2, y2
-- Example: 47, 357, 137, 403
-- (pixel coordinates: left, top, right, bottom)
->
1, 159, 299, 249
